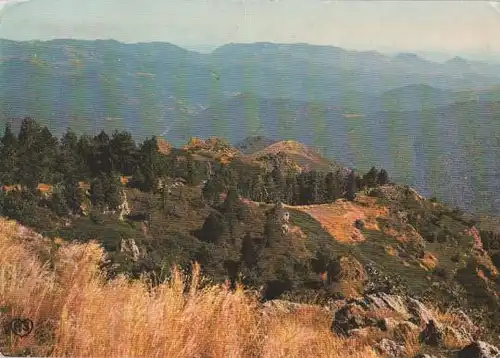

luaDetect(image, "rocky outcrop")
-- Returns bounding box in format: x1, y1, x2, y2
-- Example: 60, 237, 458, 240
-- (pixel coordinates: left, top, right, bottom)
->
457, 341, 500, 358
117, 189, 131, 221
120, 238, 141, 262
331, 292, 476, 351
374, 338, 406, 358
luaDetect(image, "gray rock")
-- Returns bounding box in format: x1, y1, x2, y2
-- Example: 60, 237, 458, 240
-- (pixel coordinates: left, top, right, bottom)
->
407, 297, 439, 326
375, 338, 406, 358
457, 341, 500, 358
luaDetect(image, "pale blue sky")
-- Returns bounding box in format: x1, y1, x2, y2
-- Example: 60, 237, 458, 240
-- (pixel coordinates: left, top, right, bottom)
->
1, 0, 500, 58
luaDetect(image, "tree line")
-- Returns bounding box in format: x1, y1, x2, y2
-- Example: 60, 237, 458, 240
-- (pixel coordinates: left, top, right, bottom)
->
0, 116, 390, 230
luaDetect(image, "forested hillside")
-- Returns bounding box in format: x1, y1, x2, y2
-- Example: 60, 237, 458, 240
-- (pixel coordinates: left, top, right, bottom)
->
3, 39, 500, 216
0, 117, 500, 356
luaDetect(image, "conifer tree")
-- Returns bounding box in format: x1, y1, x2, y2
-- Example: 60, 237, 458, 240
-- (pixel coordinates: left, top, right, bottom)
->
344, 170, 357, 202
90, 177, 106, 209
0, 123, 18, 184
200, 211, 225, 244
363, 166, 379, 189
377, 169, 390, 186
104, 172, 123, 210
110, 130, 138, 175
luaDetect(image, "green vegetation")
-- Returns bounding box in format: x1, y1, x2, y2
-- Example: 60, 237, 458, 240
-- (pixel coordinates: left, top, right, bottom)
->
0, 117, 499, 342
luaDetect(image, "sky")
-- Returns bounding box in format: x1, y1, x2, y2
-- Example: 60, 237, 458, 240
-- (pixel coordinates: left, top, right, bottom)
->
1, 0, 500, 60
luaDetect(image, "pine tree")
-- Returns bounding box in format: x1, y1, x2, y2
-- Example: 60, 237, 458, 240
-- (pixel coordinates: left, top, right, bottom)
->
90, 177, 106, 209
344, 170, 357, 202
17, 117, 40, 148
0, 123, 18, 184
59, 128, 80, 180
200, 211, 225, 244
325, 172, 337, 202
309, 171, 325, 204
16, 117, 43, 189
377, 169, 390, 186
240, 233, 258, 269
91, 131, 113, 176
263, 204, 286, 248
104, 172, 123, 210
63, 178, 85, 215
363, 166, 379, 189
77, 134, 95, 177
36, 126, 59, 183
110, 130, 138, 175
284, 174, 297, 205
186, 155, 199, 186
50, 185, 69, 216
271, 167, 284, 202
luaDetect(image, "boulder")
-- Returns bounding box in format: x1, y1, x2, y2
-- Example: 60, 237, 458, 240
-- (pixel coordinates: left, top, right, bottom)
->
330, 291, 478, 352
375, 338, 406, 358
457, 341, 500, 358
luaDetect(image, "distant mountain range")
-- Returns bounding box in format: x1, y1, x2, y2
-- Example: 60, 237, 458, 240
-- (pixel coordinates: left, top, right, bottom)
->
2, 38, 500, 215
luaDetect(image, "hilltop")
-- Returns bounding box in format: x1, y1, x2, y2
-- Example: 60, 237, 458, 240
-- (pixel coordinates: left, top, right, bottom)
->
247, 140, 343, 172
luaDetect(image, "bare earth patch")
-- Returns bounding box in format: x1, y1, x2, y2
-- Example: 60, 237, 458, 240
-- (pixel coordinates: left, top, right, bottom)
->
285, 195, 389, 243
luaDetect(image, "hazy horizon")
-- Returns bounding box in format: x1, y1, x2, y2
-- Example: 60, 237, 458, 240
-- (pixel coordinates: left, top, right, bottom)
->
1, 36, 499, 65
1, 0, 500, 63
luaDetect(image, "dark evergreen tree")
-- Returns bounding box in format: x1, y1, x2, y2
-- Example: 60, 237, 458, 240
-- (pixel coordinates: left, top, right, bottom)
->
200, 211, 225, 244
59, 128, 81, 180
16, 118, 43, 190
0, 122, 18, 185
271, 167, 285, 202
185, 155, 199, 186
37, 126, 59, 183
344, 170, 357, 202
325, 172, 336, 202
240, 233, 259, 269
377, 169, 390, 186
296, 173, 309, 205
63, 178, 86, 215
284, 174, 297, 205
363, 166, 379, 189
263, 204, 286, 248
90, 177, 106, 209
110, 130, 138, 175
17, 117, 40, 148
104, 172, 123, 210
91, 131, 113, 176
77, 134, 95, 174
50, 187, 70, 216
134, 137, 165, 191
309, 171, 325, 204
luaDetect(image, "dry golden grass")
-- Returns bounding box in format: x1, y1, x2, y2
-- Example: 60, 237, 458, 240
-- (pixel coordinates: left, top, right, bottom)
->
419, 252, 438, 271
0, 218, 381, 358
401, 330, 421, 357
286, 196, 389, 243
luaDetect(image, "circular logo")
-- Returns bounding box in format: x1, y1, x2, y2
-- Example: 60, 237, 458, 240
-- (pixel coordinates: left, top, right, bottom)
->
10, 318, 33, 337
